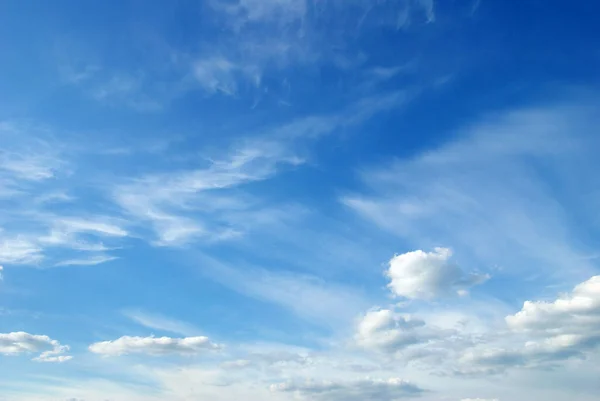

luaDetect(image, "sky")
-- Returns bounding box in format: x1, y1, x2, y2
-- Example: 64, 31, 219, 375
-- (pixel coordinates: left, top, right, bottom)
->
1, 1, 600, 400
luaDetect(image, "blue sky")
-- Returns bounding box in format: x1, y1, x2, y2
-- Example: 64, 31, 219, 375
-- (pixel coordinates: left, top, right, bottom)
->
1, 1, 600, 400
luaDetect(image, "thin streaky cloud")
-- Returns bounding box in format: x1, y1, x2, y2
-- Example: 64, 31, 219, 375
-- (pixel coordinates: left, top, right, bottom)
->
121, 310, 201, 337
54, 255, 118, 267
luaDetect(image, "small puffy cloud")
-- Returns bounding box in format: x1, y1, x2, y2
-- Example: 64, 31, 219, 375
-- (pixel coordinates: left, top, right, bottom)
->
355, 308, 434, 351
88, 335, 221, 356
386, 248, 489, 300
270, 377, 424, 401
0, 331, 72, 362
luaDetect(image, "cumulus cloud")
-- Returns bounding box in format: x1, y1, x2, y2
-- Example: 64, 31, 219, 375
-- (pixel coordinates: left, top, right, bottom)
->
503, 275, 600, 362
0, 332, 72, 362
270, 377, 424, 401
386, 248, 489, 300
455, 275, 600, 374
506, 275, 600, 334
355, 308, 435, 351
88, 335, 221, 356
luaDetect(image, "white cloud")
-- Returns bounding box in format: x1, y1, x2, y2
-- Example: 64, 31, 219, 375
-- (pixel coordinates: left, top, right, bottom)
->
54, 218, 128, 237
355, 308, 434, 351
417, 0, 436, 23
0, 332, 71, 362
386, 248, 489, 300
502, 275, 600, 362
451, 275, 600, 374
0, 237, 43, 265
193, 57, 259, 96
34, 191, 75, 204
0, 150, 60, 181
88, 335, 221, 356
112, 93, 404, 246
197, 253, 370, 327
122, 310, 201, 337
0, 218, 123, 268
270, 377, 424, 401
88, 74, 163, 112
0, 125, 64, 183
0, 125, 125, 268
54, 255, 118, 267
461, 399, 499, 401
192, 0, 437, 98
506, 275, 600, 334
343, 98, 600, 288
221, 359, 253, 369
38, 229, 112, 252
216, 0, 306, 25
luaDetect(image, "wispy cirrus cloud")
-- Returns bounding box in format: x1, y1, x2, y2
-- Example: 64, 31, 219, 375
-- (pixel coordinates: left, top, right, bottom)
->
187, 0, 437, 99
0, 123, 126, 268
111, 92, 405, 246
54, 255, 118, 267
195, 253, 370, 327
0, 237, 43, 265
343, 96, 600, 289
122, 309, 201, 337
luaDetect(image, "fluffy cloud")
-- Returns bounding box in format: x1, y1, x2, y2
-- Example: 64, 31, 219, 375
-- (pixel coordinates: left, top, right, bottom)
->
355, 308, 435, 351
506, 275, 600, 334
88, 335, 221, 356
455, 275, 600, 374
0, 332, 72, 362
503, 275, 600, 362
386, 248, 489, 300
270, 377, 424, 401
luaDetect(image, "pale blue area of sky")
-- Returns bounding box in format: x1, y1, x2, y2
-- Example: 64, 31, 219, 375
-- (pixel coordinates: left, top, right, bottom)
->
1, 1, 600, 400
